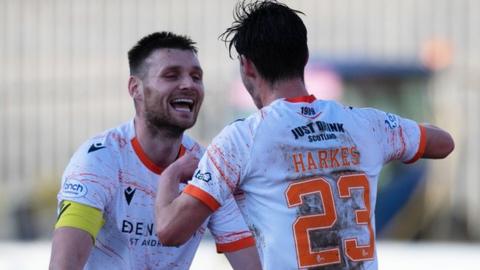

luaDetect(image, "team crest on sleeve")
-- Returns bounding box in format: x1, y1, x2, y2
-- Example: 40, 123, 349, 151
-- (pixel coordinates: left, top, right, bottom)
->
194, 170, 212, 182
384, 113, 399, 129
62, 179, 88, 198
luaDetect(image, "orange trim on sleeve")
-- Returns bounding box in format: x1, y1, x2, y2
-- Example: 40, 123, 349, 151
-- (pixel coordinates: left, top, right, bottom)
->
404, 124, 427, 164
183, 184, 220, 212
216, 236, 256, 253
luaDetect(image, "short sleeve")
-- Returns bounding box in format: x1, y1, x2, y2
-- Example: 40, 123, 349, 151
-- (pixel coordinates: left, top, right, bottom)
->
355, 108, 426, 164
183, 124, 255, 253
207, 196, 255, 253
184, 123, 252, 208
57, 137, 119, 212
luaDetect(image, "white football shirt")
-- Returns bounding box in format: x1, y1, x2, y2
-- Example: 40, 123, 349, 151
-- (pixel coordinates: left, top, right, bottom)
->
185, 95, 425, 270
57, 120, 254, 270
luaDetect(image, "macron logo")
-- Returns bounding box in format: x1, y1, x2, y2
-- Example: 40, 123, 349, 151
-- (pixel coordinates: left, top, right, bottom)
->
124, 187, 136, 205
88, 142, 106, 153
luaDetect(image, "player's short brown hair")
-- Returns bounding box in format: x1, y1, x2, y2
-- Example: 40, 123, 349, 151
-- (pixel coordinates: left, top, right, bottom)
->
128, 32, 197, 77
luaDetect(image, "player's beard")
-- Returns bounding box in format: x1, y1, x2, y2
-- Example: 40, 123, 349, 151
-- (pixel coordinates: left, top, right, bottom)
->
144, 110, 183, 138
143, 100, 197, 138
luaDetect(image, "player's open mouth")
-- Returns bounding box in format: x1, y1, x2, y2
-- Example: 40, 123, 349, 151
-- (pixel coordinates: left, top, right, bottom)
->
170, 98, 194, 112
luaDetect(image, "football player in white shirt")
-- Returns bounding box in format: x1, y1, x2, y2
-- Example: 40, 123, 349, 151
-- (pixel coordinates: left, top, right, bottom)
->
155, 1, 455, 270
49, 32, 261, 270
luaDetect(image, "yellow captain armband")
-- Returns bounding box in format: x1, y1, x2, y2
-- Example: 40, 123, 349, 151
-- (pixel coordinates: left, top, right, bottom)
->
55, 200, 105, 241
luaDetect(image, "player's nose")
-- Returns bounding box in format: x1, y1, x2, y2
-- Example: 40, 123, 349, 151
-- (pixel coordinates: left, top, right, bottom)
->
179, 75, 195, 90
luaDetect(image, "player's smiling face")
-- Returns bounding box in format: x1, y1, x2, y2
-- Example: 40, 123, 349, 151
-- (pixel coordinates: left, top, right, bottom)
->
140, 48, 204, 134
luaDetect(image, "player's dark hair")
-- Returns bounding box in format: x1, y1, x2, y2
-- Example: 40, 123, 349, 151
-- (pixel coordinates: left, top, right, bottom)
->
220, 0, 308, 84
128, 32, 197, 77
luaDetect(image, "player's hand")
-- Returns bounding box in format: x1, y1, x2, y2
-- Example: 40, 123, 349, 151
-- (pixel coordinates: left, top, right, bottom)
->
164, 152, 200, 184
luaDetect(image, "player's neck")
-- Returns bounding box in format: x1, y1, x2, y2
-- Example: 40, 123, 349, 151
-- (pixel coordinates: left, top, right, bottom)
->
133, 117, 183, 169
260, 77, 309, 107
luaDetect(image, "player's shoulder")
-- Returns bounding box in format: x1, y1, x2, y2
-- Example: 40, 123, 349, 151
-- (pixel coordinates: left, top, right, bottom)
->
61, 123, 131, 200
224, 112, 262, 135
318, 99, 354, 112
206, 115, 258, 152
342, 105, 413, 135
74, 121, 132, 159
347, 105, 396, 122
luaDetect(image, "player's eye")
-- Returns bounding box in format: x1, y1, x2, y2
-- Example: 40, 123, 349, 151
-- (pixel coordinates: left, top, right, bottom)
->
191, 73, 202, 82
163, 73, 178, 80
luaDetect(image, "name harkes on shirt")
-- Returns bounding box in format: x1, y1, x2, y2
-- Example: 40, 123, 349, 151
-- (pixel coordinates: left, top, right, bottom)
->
289, 119, 359, 172
291, 147, 360, 173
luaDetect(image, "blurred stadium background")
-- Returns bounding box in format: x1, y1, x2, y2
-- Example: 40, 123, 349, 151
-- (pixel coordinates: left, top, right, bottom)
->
0, 0, 478, 268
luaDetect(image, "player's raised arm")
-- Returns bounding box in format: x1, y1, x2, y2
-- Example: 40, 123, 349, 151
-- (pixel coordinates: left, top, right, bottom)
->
421, 123, 455, 159
156, 152, 262, 270
155, 153, 212, 246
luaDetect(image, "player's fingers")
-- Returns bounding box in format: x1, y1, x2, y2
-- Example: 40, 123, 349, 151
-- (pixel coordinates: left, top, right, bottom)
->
173, 153, 199, 182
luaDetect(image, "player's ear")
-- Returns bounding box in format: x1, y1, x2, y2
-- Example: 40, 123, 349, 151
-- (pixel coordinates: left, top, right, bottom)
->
128, 76, 143, 101
239, 55, 257, 79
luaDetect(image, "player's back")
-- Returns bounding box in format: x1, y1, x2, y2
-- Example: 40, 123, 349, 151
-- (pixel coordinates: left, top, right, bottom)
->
191, 95, 422, 269
236, 96, 400, 269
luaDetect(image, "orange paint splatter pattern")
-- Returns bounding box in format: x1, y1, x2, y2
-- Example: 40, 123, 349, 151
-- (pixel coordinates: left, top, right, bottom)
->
207, 144, 240, 192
